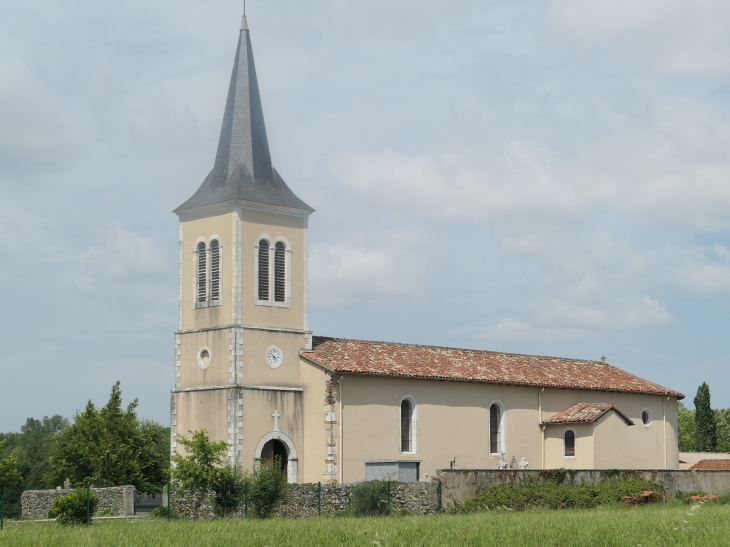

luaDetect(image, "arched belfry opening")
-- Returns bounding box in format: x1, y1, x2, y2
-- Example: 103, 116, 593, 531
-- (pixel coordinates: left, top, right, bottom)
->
260, 439, 288, 477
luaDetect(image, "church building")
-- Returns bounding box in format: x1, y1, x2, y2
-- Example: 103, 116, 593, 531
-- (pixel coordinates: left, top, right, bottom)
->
171, 13, 683, 484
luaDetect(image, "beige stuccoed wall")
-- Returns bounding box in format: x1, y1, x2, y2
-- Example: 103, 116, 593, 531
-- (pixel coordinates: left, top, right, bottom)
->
240, 209, 307, 331
240, 389, 303, 472
338, 375, 546, 483
540, 390, 679, 470
544, 424, 594, 469
299, 362, 331, 483
178, 329, 232, 389
338, 374, 680, 482
174, 389, 231, 455
240, 329, 307, 388
180, 212, 234, 332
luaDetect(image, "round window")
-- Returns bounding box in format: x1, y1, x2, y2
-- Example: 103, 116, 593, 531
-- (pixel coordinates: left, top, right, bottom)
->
641, 409, 652, 426
197, 346, 212, 369
265, 345, 283, 369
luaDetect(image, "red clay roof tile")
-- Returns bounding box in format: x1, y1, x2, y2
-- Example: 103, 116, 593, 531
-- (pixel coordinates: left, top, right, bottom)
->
542, 402, 634, 425
690, 459, 730, 470
303, 337, 684, 399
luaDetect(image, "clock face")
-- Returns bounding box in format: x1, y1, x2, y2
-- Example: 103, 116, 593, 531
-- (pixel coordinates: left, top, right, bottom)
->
265, 346, 283, 368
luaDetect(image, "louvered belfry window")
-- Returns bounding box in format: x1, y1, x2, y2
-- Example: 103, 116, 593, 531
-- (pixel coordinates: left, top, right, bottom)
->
564, 430, 575, 457
258, 239, 270, 301
274, 242, 286, 302
197, 242, 207, 303
490, 404, 501, 454
210, 240, 220, 301
401, 399, 413, 452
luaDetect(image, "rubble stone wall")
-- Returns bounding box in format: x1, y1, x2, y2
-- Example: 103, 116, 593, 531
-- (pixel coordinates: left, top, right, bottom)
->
21, 486, 136, 518
172, 481, 439, 520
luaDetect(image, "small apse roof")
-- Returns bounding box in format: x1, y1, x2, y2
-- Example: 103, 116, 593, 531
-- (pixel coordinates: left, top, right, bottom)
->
301, 337, 684, 399
542, 403, 634, 426
689, 459, 730, 470
174, 16, 312, 214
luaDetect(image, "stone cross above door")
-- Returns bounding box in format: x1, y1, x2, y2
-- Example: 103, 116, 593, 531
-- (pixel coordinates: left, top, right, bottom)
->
272, 409, 281, 432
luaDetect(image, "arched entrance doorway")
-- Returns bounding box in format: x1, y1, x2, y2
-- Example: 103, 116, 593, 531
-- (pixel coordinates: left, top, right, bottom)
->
260, 439, 288, 477
255, 431, 298, 483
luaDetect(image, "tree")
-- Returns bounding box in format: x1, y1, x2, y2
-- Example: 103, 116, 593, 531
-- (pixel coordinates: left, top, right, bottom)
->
716, 407, 730, 452
677, 402, 697, 452
171, 430, 248, 517
0, 439, 22, 489
694, 382, 718, 452
171, 429, 228, 491
48, 382, 169, 491
0, 415, 66, 518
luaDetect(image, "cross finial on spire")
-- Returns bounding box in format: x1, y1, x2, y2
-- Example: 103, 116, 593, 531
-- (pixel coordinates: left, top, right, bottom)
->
601, 356, 606, 363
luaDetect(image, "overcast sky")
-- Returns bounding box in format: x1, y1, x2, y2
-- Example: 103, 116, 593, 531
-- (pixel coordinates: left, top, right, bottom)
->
1, 0, 729, 432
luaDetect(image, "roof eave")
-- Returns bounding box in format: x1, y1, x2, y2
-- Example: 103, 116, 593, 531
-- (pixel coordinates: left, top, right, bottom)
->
307, 367, 682, 399
174, 198, 315, 220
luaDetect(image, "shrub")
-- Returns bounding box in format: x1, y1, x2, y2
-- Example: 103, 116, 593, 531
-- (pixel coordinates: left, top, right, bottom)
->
249, 456, 288, 518
212, 463, 250, 517
349, 481, 390, 516
48, 489, 99, 525
452, 476, 665, 513
149, 505, 177, 518
96, 508, 115, 517
170, 429, 249, 518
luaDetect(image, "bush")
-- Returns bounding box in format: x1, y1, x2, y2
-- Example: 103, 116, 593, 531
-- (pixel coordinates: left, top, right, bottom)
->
249, 456, 288, 518
212, 464, 249, 517
96, 508, 115, 517
48, 489, 98, 525
452, 476, 665, 513
349, 481, 390, 516
149, 505, 177, 519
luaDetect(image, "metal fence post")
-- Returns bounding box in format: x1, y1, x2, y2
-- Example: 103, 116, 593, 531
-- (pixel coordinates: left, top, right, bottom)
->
167, 482, 171, 521
1, 485, 4, 531
318, 482, 321, 516
387, 481, 391, 514
244, 482, 248, 518
437, 480, 442, 512
86, 485, 90, 525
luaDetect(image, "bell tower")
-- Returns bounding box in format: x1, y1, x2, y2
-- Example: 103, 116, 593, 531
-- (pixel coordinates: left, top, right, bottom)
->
171, 13, 313, 482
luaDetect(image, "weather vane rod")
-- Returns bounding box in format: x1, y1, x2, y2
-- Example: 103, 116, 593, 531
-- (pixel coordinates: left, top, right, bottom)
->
244, 0, 246, 16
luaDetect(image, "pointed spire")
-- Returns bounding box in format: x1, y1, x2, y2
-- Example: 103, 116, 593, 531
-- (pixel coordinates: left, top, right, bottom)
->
212, 16, 273, 185
175, 15, 312, 214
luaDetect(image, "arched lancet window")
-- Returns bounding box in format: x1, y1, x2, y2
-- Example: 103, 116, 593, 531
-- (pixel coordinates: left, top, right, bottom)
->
258, 239, 270, 301
489, 403, 502, 454
564, 430, 575, 457
210, 239, 220, 301
400, 398, 414, 453
197, 242, 207, 303
275, 242, 286, 302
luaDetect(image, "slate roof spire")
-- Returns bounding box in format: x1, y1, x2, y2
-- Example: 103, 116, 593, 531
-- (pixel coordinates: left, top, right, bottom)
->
175, 14, 313, 213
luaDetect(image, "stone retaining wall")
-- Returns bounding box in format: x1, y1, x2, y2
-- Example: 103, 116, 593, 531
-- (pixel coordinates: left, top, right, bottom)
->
21, 486, 136, 518
171, 481, 439, 519
435, 469, 730, 507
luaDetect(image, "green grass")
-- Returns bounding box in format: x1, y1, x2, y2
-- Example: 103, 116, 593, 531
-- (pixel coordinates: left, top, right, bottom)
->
2, 504, 729, 546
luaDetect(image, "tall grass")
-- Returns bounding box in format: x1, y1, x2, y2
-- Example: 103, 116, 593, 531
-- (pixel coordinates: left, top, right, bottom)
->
2, 504, 729, 546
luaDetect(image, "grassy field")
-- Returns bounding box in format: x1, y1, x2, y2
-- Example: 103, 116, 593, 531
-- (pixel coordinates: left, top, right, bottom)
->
1, 504, 729, 546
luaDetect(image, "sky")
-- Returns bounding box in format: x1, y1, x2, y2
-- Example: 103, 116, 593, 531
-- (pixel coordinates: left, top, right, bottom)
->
1, 0, 729, 432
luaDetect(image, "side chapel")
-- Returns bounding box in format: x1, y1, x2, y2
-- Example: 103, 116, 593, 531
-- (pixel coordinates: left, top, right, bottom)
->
171, 13, 683, 483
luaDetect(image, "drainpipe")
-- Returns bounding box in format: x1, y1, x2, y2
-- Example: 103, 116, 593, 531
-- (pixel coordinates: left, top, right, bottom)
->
339, 376, 344, 483
539, 388, 545, 469
663, 396, 670, 470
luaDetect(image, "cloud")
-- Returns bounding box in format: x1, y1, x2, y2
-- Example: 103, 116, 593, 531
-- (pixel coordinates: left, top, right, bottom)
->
547, 0, 730, 78
309, 236, 429, 307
